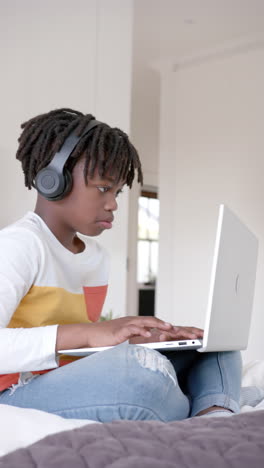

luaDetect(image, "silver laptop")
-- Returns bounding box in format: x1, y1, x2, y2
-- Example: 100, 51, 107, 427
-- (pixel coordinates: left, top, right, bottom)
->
59, 204, 258, 356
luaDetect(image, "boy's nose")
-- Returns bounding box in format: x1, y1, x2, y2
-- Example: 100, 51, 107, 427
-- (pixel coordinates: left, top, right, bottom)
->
104, 195, 118, 212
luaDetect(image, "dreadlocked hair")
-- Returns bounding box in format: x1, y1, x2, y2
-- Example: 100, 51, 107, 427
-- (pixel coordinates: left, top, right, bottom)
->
16, 108, 143, 190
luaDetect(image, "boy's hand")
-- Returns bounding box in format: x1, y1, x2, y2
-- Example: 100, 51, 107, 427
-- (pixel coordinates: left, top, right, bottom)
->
86, 316, 176, 347
56, 319, 203, 351
129, 325, 204, 344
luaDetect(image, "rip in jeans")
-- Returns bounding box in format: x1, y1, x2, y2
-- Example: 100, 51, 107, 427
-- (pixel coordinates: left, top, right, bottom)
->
133, 346, 177, 386
9, 372, 39, 395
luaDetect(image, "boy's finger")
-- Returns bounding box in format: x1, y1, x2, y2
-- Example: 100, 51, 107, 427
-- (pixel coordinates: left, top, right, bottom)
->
138, 317, 172, 330
125, 325, 152, 339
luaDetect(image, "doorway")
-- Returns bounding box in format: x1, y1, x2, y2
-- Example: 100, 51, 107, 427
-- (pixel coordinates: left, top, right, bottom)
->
137, 189, 159, 316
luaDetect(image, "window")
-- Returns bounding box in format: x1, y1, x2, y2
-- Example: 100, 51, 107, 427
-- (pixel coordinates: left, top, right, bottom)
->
137, 190, 159, 285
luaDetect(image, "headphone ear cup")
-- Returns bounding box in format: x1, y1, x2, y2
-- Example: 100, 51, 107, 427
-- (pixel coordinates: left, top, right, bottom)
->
35, 167, 72, 201
35, 167, 63, 199
46, 169, 73, 201
61, 169, 73, 198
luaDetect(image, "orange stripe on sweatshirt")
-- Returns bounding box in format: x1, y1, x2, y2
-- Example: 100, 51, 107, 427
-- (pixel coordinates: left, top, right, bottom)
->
83, 285, 108, 322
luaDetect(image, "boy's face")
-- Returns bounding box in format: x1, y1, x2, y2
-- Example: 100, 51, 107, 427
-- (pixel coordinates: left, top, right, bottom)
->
57, 159, 124, 237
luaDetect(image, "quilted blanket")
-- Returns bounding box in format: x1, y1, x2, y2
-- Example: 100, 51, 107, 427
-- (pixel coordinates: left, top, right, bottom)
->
1, 410, 263, 468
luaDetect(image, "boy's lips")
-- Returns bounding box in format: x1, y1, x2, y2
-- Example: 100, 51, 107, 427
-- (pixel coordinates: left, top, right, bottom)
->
97, 217, 114, 229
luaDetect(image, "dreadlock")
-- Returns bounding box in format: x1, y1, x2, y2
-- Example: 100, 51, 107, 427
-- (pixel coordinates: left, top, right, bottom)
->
16, 108, 143, 190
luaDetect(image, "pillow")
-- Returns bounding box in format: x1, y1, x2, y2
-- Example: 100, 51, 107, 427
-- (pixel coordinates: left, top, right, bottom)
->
0, 404, 97, 457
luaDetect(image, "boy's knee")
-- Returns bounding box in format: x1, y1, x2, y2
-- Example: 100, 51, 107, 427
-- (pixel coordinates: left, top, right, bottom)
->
131, 345, 177, 387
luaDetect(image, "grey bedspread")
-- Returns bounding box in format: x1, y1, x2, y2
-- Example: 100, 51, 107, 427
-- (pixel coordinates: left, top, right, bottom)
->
1, 410, 263, 467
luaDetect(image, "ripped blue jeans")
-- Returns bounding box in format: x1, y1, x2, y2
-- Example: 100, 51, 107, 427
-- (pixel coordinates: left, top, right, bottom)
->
0, 343, 242, 421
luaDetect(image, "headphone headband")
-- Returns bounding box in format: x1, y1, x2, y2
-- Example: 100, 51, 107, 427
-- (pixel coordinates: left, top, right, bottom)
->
35, 119, 101, 201
46, 119, 101, 174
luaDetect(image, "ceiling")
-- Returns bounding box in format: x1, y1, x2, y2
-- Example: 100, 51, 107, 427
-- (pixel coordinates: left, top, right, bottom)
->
131, 0, 264, 177
133, 0, 264, 70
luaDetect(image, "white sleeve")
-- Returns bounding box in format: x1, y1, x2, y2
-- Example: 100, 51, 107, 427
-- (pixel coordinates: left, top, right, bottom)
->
0, 326, 59, 373
0, 230, 59, 373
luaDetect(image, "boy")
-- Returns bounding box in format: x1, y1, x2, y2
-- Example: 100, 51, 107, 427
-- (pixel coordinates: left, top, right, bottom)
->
0, 109, 241, 421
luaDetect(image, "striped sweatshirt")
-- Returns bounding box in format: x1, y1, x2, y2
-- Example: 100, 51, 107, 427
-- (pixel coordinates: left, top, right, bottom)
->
0, 212, 109, 391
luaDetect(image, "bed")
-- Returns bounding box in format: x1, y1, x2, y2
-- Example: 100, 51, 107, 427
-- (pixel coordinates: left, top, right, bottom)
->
0, 360, 264, 467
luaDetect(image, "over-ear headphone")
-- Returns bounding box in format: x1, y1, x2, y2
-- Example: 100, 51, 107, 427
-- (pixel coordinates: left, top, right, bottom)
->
35, 119, 101, 201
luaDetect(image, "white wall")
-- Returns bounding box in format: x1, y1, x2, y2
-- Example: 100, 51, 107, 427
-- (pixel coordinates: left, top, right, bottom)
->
157, 42, 264, 363
130, 67, 160, 187
0, 0, 134, 319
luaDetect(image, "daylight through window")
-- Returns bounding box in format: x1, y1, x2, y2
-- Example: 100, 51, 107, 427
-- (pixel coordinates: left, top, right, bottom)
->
137, 191, 159, 285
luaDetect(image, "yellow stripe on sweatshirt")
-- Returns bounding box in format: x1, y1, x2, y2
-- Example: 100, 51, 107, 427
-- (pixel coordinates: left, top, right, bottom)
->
8, 285, 91, 328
